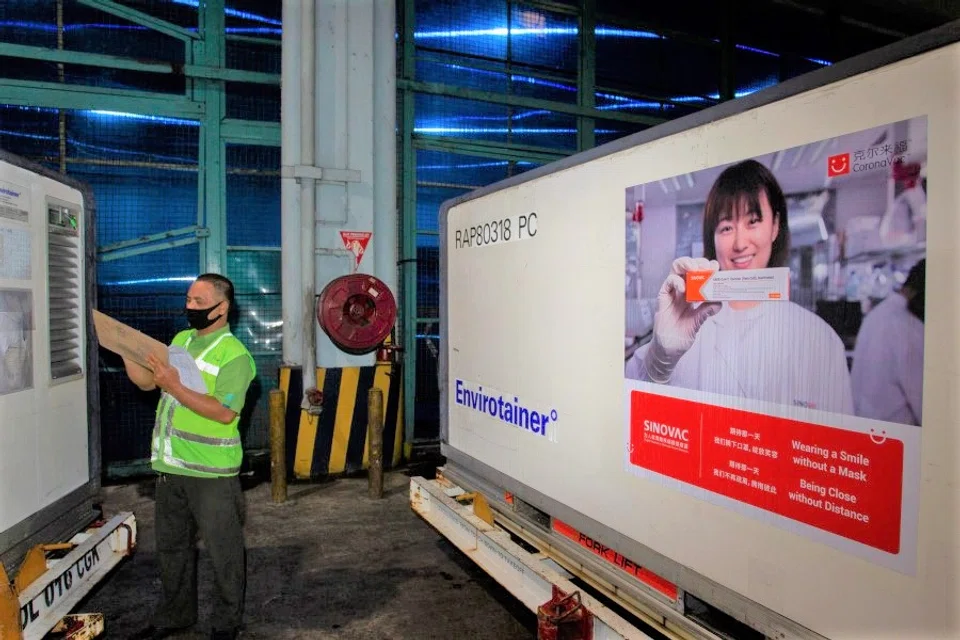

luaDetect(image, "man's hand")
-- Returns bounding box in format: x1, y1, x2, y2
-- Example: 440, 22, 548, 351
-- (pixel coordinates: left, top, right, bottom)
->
147, 352, 238, 424
123, 356, 156, 391
146, 353, 182, 393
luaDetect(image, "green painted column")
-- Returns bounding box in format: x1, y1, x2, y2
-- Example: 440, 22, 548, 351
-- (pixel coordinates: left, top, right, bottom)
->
400, 0, 418, 452
578, 0, 596, 152
196, 0, 227, 275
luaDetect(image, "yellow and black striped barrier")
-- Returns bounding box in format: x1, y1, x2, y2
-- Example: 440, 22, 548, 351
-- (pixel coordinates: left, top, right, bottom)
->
279, 362, 404, 480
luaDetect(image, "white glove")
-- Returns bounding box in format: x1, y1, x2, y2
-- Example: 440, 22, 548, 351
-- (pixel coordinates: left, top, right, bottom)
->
644, 257, 722, 383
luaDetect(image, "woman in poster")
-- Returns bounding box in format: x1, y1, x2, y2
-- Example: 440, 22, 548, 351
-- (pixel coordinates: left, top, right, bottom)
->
625, 159, 854, 415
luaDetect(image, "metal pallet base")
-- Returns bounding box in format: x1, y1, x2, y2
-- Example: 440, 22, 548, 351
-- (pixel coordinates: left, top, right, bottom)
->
411, 473, 676, 640
1, 512, 137, 640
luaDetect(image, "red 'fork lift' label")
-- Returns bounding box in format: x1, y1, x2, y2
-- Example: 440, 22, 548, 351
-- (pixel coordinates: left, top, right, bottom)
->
552, 519, 679, 602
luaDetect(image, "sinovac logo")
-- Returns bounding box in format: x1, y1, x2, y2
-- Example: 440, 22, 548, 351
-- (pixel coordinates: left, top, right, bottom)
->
454, 378, 558, 442
643, 420, 690, 451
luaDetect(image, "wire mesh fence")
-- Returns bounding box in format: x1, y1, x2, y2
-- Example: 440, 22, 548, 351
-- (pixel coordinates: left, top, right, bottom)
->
0, 99, 285, 471
225, 143, 281, 451
71, 110, 202, 471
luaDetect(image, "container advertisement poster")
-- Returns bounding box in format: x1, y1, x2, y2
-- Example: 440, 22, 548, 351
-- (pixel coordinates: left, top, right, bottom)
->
623, 116, 926, 574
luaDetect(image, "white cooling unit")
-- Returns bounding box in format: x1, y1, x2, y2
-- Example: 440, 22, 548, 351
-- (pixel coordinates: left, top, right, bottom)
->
0, 150, 100, 573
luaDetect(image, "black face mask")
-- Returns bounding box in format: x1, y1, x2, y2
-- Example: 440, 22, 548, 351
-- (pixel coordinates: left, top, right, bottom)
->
185, 303, 223, 331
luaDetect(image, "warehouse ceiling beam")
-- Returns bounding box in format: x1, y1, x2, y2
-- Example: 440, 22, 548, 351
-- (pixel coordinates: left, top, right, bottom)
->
226, 35, 281, 47
98, 225, 204, 256
397, 78, 666, 126
78, 0, 198, 43
0, 79, 203, 118
768, 0, 909, 38
0, 42, 169, 74
0, 43, 279, 86
184, 64, 279, 85
100, 236, 201, 262
221, 119, 281, 146
99, 226, 205, 262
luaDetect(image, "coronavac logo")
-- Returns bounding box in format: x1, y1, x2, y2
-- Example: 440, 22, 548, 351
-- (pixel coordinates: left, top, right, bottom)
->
827, 153, 851, 177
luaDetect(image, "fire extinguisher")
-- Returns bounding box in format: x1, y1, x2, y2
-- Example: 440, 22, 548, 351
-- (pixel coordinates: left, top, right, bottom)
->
536, 587, 593, 640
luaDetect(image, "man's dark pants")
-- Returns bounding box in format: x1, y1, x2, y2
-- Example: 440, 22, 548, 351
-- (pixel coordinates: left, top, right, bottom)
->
153, 472, 246, 633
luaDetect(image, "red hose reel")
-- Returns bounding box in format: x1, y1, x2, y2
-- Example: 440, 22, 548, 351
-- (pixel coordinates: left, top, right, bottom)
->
316, 273, 397, 356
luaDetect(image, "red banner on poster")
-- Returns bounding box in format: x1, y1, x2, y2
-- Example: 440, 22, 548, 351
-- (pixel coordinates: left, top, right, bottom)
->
628, 391, 904, 554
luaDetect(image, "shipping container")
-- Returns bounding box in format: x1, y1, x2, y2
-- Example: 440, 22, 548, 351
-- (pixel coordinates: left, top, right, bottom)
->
430, 20, 960, 640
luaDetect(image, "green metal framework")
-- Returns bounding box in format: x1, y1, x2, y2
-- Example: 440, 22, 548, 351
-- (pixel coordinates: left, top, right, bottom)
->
396, 0, 717, 449
0, 0, 280, 268
0, 0, 282, 475
0, 1, 283, 266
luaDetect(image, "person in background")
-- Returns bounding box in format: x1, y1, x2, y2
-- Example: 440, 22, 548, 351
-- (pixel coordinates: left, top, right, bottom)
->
851, 259, 925, 426
626, 159, 854, 415
124, 273, 256, 640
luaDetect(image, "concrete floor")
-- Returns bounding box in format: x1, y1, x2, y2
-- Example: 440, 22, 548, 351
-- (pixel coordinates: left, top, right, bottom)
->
81, 466, 538, 639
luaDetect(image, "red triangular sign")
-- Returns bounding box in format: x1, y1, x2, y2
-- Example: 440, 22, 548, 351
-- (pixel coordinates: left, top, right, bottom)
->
340, 231, 372, 271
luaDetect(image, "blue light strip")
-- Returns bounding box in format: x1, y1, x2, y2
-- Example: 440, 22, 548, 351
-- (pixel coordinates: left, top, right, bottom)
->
0, 127, 197, 164
415, 26, 661, 40
429, 63, 712, 113
101, 276, 197, 286
665, 95, 717, 104
734, 42, 778, 57
733, 42, 832, 67
427, 62, 577, 93
0, 19, 276, 36
414, 27, 579, 39
168, 0, 281, 26
224, 27, 281, 35
598, 100, 669, 111
594, 27, 662, 39
414, 126, 619, 135
411, 23, 829, 69
418, 160, 537, 170
85, 110, 199, 126
0, 18, 828, 67
2, 105, 199, 126
416, 126, 579, 134
706, 75, 780, 100
0, 20, 146, 32
423, 109, 554, 124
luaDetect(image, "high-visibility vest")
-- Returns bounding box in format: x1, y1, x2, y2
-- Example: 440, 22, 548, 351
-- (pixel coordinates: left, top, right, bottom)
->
151, 328, 256, 478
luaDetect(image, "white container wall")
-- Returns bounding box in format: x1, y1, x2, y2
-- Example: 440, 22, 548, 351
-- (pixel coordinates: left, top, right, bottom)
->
440, 25, 960, 640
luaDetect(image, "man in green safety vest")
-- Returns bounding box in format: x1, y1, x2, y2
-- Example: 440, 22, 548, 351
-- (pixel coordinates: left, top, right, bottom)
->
124, 273, 256, 640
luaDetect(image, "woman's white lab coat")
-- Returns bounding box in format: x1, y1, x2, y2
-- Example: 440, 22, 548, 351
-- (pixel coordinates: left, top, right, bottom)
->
850, 293, 923, 426
626, 301, 854, 416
